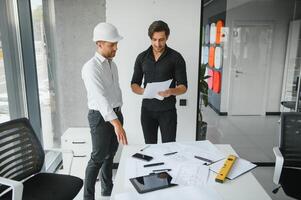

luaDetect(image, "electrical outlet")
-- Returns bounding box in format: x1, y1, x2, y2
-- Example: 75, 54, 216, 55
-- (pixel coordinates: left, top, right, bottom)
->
179, 99, 187, 106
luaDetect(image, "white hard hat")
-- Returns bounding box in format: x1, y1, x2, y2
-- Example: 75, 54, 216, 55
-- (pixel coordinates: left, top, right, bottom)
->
93, 22, 123, 42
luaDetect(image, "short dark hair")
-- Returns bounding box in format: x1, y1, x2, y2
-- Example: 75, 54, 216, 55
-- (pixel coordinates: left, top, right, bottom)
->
148, 20, 170, 39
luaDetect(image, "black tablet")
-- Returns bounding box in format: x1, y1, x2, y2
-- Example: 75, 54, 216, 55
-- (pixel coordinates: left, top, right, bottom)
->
129, 172, 177, 194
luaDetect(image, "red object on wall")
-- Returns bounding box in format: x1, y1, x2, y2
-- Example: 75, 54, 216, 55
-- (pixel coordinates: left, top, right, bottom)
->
216, 20, 224, 44
209, 46, 215, 67
208, 69, 213, 90
213, 71, 221, 93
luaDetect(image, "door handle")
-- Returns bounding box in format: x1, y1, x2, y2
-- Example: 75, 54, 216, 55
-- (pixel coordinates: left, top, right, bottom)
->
74, 155, 87, 158
235, 70, 243, 74
72, 141, 86, 144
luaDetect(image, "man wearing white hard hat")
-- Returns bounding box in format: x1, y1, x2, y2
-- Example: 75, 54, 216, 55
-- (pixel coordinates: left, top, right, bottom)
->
82, 22, 128, 199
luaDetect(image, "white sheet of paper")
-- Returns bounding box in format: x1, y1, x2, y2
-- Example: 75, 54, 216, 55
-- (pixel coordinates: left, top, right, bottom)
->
143, 79, 172, 100
175, 141, 226, 163
114, 186, 223, 200
209, 157, 257, 179
171, 163, 210, 187
143, 142, 183, 156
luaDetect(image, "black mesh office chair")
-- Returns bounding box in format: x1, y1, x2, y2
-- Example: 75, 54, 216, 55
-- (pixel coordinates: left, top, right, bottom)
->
273, 112, 301, 199
0, 118, 83, 200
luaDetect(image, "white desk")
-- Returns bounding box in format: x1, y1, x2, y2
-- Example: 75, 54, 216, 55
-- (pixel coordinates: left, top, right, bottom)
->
111, 144, 271, 200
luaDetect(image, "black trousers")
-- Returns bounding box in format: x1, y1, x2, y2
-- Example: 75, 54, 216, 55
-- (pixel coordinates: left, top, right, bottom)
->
141, 107, 177, 144
84, 110, 123, 200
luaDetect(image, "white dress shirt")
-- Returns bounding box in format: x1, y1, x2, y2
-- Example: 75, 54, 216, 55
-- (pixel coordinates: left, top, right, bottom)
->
82, 52, 123, 121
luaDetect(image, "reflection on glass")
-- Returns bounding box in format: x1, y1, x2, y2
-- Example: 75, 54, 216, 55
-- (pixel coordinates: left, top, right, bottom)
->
0, 32, 10, 123
281, 20, 301, 112
199, 0, 301, 163
31, 0, 54, 148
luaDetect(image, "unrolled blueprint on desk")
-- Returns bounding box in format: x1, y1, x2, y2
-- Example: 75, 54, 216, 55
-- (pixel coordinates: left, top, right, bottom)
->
143, 79, 172, 100
171, 163, 209, 187
124, 141, 225, 188
142, 140, 225, 163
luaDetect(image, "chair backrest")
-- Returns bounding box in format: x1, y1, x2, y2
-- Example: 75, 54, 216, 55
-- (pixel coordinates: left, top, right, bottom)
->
280, 112, 301, 168
0, 118, 44, 193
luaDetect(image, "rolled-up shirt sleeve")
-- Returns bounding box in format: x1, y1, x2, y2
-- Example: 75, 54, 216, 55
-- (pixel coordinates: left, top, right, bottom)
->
82, 66, 117, 121
175, 54, 188, 88
131, 54, 144, 86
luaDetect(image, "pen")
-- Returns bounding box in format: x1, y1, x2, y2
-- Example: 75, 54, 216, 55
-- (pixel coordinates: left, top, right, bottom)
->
152, 168, 172, 172
140, 145, 150, 151
164, 151, 178, 156
144, 162, 164, 168
194, 155, 213, 163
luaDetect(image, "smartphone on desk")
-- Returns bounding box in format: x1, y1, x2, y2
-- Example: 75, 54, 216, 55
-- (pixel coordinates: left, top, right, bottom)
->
132, 153, 153, 162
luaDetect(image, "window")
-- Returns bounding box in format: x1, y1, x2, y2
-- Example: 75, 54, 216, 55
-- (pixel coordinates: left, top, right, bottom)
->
0, 33, 10, 123
31, 0, 54, 148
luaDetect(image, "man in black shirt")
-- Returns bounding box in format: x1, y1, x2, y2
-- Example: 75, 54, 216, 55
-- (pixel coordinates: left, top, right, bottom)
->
131, 20, 188, 144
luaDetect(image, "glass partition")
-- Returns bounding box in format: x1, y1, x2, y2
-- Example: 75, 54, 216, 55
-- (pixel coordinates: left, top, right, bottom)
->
199, 0, 301, 163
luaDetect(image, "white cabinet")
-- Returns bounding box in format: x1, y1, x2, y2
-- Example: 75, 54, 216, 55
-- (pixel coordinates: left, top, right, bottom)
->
61, 127, 122, 179
61, 128, 91, 179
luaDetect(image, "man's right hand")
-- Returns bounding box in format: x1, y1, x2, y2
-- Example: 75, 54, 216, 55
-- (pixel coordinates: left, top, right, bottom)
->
110, 119, 128, 145
131, 84, 144, 95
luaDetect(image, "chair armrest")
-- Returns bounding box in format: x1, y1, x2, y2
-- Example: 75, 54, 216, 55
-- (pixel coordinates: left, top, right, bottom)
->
45, 148, 74, 175
273, 147, 284, 184
0, 177, 23, 200
46, 148, 73, 154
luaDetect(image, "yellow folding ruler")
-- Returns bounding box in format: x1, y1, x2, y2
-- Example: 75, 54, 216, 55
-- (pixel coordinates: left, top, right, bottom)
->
215, 155, 237, 183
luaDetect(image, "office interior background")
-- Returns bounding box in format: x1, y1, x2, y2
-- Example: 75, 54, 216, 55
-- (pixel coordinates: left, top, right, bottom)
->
0, 0, 300, 199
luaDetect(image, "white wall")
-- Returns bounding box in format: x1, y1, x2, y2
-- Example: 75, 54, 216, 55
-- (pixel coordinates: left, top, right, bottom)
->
107, 0, 201, 144
220, 0, 295, 113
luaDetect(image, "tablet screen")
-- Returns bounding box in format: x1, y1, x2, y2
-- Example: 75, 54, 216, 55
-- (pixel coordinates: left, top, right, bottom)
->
129, 172, 177, 194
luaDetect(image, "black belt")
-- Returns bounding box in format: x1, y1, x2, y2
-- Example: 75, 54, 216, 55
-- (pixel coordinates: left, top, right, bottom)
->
90, 107, 121, 113
113, 107, 121, 112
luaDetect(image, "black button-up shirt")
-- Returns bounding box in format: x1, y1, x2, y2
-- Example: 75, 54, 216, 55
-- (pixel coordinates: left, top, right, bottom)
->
131, 46, 188, 111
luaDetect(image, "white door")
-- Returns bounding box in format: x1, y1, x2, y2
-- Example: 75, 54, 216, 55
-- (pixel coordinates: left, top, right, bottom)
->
228, 22, 273, 115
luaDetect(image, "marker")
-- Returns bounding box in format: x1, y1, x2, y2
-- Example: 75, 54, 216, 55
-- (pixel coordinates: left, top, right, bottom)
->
164, 151, 178, 156
152, 168, 172, 172
144, 162, 164, 168
140, 145, 150, 152
194, 155, 213, 163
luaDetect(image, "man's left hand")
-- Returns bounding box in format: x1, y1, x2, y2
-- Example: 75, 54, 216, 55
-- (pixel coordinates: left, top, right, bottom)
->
158, 89, 172, 98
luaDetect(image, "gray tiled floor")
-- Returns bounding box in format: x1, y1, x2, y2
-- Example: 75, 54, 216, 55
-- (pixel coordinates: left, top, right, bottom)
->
203, 106, 280, 163
73, 170, 117, 200
203, 106, 296, 200
253, 167, 295, 200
